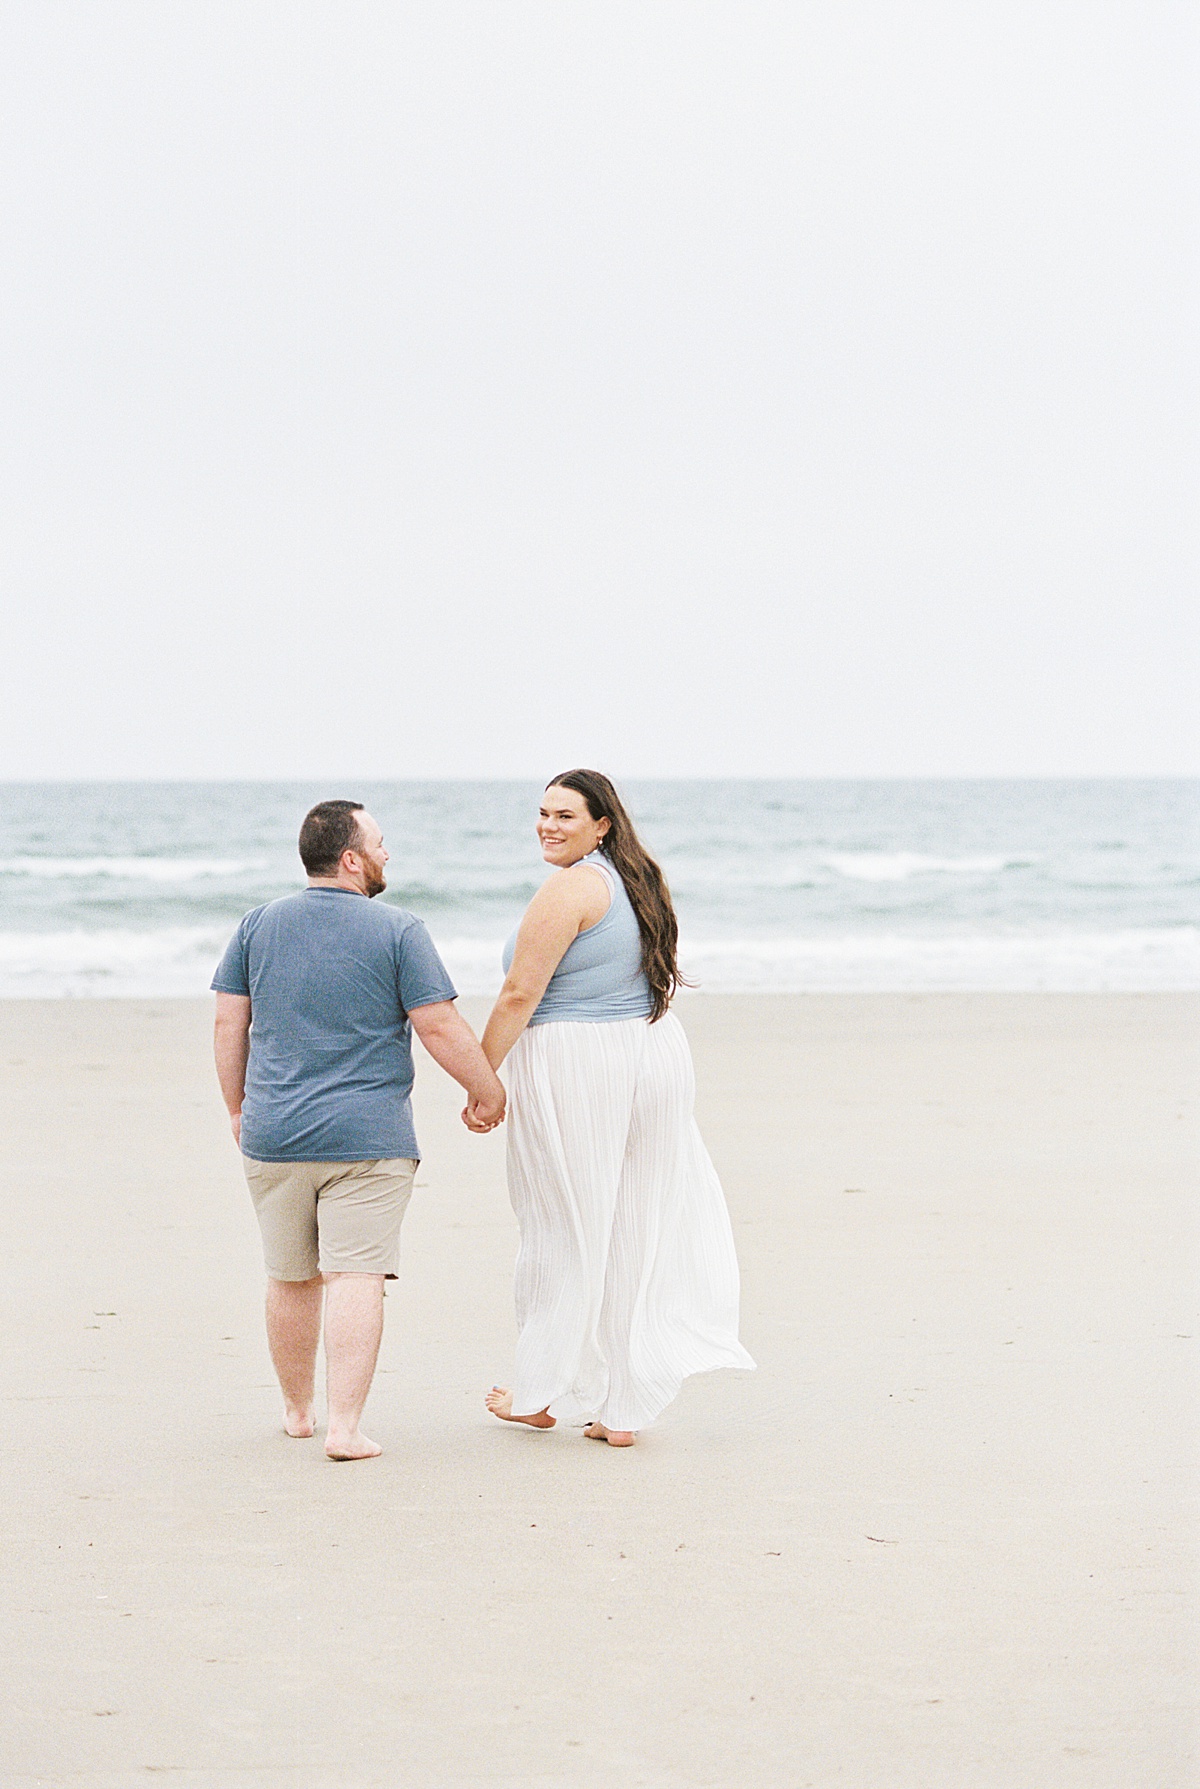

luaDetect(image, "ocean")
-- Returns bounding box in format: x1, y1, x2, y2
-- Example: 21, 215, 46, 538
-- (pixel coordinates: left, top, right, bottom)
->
0, 780, 1196, 997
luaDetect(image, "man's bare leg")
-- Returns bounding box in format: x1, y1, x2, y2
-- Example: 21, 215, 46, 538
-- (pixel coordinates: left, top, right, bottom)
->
323, 1272, 385, 1460
264, 1276, 322, 1437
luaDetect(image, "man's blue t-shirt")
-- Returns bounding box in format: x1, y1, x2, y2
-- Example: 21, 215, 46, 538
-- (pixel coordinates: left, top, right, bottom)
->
211, 888, 457, 1163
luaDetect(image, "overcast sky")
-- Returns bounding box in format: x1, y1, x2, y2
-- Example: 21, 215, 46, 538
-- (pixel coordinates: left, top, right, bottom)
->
1, 2, 1195, 779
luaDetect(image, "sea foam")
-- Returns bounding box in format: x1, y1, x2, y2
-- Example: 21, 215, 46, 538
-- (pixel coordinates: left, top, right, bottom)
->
1, 925, 1194, 999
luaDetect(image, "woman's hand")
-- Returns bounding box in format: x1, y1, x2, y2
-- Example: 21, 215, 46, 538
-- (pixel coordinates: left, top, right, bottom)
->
462, 1089, 506, 1132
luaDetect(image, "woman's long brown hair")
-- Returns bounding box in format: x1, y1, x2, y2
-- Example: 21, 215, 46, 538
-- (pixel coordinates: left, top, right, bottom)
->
547, 769, 687, 1022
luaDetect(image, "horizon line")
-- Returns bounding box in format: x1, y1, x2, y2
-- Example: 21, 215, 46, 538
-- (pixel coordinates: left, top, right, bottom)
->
1, 772, 1196, 787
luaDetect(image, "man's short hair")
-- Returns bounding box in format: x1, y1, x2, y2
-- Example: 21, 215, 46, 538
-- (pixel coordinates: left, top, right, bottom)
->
298, 800, 365, 877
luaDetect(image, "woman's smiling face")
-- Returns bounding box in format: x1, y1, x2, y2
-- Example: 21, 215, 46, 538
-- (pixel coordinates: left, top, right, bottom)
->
537, 784, 610, 868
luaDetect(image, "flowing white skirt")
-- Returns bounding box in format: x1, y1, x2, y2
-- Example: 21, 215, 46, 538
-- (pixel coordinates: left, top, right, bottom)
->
505, 1011, 755, 1431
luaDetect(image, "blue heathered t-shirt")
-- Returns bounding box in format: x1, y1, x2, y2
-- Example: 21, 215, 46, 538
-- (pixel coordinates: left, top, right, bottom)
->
211, 887, 457, 1164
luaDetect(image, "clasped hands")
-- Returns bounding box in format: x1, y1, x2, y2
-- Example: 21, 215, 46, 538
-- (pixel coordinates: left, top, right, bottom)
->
461, 1091, 506, 1134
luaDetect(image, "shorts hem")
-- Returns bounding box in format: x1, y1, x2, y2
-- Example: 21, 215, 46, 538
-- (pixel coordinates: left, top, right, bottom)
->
317, 1262, 399, 1279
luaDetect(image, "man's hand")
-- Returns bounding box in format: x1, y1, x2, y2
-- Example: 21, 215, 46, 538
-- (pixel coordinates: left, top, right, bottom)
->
462, 1089, 506, 1133
230, 1110, 242, 1146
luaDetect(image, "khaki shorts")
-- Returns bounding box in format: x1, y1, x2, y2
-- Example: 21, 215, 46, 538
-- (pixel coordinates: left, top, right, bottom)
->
242, 1157, 417, 1281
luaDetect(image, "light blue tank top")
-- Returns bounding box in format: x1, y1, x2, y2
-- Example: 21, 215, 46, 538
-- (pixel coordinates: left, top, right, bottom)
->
502, 852, 653, 1024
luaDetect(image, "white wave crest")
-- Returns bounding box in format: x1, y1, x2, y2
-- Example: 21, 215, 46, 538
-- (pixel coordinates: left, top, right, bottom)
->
0, 925, 1194, 998
0, 856, 262, 882
823, 852, 1033, 882
0, 926, 231, 996
678, 928, 1200, 992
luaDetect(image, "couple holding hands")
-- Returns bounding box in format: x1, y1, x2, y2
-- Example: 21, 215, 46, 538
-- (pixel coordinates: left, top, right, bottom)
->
213, 771, 753, 1460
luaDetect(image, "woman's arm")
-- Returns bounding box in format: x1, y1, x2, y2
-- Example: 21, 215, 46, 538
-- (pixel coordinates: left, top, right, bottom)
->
481, 866, 609, 1068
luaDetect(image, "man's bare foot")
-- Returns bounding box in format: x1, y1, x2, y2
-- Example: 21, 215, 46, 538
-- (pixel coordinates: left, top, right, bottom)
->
584, 1422, 636, 1447
325, 1429, 382, 1461
484, 1387, 555, 1429
284, 1408, 315, 1438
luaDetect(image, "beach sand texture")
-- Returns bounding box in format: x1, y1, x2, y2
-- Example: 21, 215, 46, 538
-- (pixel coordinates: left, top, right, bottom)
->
1, 994, 1195, 1789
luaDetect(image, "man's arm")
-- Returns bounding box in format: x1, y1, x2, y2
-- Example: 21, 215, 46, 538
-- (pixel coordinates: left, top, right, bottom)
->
408, 1001, 506, 1130
213, 992, 252, 1146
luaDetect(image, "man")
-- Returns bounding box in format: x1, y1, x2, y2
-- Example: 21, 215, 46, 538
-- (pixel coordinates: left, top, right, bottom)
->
212, 799, 505, 1461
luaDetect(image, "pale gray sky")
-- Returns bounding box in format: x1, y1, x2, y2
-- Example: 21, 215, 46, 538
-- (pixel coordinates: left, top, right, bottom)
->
1, 2, 1195, 779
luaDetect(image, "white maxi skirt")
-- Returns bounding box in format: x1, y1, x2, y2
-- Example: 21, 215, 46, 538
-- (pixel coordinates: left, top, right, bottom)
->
505, 1011, 755, 1431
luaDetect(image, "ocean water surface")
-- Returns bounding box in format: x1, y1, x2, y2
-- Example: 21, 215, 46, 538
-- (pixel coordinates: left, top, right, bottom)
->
0, 780, 1195, 996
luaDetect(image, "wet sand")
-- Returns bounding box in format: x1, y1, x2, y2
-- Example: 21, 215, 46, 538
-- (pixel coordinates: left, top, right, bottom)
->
0, 994, 1195, 1788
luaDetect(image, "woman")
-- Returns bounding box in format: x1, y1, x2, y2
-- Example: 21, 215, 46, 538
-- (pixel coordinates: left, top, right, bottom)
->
477, 769, 754, 1446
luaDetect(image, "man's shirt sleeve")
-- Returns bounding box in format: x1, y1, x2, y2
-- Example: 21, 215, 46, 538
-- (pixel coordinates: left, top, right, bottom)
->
211, 918, 251, 996
395, 918, 458, 1015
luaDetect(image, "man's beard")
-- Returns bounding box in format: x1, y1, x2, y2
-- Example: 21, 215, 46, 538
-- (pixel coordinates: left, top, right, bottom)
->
362, 862, 387, 898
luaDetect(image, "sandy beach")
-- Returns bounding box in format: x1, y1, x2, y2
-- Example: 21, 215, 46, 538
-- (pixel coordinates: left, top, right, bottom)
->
1, 992, 1195, 1788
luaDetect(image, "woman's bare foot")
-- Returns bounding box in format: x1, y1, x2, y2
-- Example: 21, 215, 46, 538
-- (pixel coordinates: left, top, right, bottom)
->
484, 1387, 555, 1429
284, 1408, 315, 1438
584, 1422, 636, 1447
324, 1428, 382, 1461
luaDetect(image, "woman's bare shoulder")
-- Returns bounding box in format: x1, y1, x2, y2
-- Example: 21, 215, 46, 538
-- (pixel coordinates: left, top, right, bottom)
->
526, 862, 609, 920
